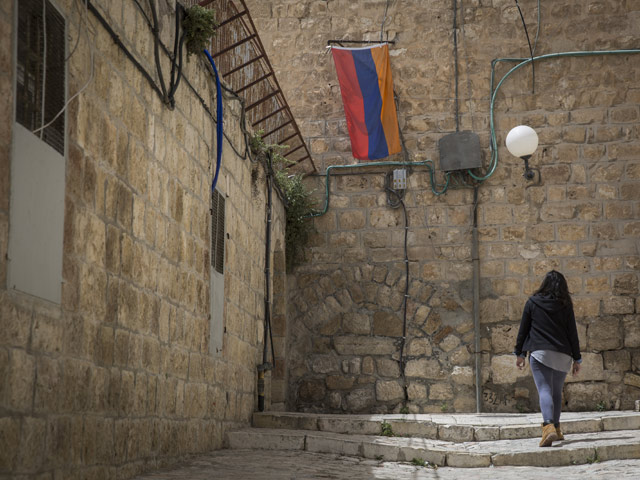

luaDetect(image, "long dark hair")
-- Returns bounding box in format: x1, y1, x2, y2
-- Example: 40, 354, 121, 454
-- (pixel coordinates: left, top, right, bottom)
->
533, 270, 573, 308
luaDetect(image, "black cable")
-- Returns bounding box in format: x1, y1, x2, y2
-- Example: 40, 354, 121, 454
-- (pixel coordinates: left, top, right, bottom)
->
380, 0, 391, 42
131, 0, 255, 162
132, 0, 151, 26
393, 90, 410, 164
148, 0, 169, 104
263, 152, 276, 369
385, 172, 409, 405
168, 4, 186, 103
514, 0, 535, 93
453, 0, 460, 132
87, 1, 164, 99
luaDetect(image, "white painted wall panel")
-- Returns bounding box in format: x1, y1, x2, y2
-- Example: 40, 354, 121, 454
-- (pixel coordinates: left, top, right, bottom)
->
8, 123, 65, 303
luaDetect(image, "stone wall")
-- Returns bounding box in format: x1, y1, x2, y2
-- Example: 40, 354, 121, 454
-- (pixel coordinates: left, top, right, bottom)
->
0, 1, 285, 478
246, 0, 640, 413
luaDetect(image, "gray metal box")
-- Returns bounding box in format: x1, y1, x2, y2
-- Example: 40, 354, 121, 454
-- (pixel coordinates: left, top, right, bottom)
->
438, 131, 482, 171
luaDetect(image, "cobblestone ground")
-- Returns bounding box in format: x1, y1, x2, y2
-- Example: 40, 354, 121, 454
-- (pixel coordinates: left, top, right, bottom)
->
135, 450, 640, 479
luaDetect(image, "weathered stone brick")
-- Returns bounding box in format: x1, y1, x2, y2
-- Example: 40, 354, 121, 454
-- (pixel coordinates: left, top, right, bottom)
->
543, 243, 577, 257
372, 311, 403, 337
375, 380, 404, 402
623, 315, 640, 348
333, 336, 396, 355
564, 382, 607, 410
610, 106, 639, 123
6, 349, 35, 412
490, 355, 529, 384
405, 358, 444, 379
565, 353, 605, 383
451, 366, 474, 385
345, 387, 374, 411
623, 373, 640, 389
540, 204, 575, 221
588, 317, 622, 351
613, 273, 639, 295
604, 350, 631, 371
621, 183, 640, 200
557, 224, 587, 241
407, 382, 427, 400
585, 276, 609, 293
375, 358, 400, 378
481, 204, 512, 225
490, 325, 517, 354
406, 338, 433, 357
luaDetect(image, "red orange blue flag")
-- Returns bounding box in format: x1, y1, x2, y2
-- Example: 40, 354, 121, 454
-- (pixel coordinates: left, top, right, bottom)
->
331, 43, 401, 161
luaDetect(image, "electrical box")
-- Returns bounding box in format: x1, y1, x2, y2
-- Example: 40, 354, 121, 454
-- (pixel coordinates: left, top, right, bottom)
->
438, 131, 482, 172
393, 169, 407, 190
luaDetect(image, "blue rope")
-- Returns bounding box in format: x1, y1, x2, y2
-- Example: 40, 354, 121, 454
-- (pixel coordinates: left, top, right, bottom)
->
204, 49, 223, 193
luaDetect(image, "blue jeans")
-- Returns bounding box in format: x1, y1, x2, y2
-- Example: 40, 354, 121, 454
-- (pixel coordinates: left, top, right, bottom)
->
530, 356, 567, 425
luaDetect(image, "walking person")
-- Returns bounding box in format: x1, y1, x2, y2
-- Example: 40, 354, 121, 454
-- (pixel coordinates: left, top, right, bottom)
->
514, 270, 582, 447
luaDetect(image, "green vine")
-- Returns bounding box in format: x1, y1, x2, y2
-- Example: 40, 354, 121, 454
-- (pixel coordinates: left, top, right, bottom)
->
251, 131, 316, 271
182, 5, 218, 57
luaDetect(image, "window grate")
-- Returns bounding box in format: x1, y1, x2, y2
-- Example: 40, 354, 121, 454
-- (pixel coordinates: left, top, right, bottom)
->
16, 0, 65, 155
211, 189, 225, 274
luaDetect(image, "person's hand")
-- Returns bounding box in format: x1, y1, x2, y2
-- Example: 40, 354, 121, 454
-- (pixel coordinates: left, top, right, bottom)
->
572, 362, 581, 376
516, 356, 526, 370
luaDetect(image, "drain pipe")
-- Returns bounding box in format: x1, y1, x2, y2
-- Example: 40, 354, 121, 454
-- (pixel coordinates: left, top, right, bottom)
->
472, 184, 481, 413
258, 151, 275, 412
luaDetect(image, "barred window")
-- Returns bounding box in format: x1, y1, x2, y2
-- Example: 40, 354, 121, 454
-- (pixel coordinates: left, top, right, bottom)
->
16, 0, 66, 154
211, 189, 225, 274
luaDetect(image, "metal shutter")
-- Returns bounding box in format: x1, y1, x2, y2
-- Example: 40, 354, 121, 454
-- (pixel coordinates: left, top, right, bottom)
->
211, 189, 225, 274
16, 0, 65, 155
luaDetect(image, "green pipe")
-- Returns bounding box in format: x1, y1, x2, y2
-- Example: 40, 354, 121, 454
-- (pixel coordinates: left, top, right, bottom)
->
469, 48, 640, 181
310, 49, 640, 213
308, 160, 450, 218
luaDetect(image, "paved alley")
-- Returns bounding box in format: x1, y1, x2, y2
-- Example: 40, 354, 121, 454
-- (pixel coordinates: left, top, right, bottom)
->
135, 449, 640, 479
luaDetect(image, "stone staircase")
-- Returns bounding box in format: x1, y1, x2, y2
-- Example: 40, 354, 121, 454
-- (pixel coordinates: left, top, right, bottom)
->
227, 411, 640, 468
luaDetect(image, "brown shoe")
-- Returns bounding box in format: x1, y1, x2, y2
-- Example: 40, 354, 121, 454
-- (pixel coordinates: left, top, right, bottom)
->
539, 423, 558, 447
555, 425, 565, 441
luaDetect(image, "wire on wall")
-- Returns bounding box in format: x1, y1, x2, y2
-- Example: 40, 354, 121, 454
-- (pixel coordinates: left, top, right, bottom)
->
379, 0, 391, 42
384, 171, 409, 405
33, 0, 95, 136
513, 0, 535, 93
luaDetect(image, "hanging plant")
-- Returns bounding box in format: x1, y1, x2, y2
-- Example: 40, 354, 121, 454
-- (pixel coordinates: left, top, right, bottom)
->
251, 131, 316, 271
182, 5, 218, 57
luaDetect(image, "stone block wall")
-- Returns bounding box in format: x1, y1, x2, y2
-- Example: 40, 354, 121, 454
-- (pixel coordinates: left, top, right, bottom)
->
246, 0, 640, 413
1, 1, 285, 478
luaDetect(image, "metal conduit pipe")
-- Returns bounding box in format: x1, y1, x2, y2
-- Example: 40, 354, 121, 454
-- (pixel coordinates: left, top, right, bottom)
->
308, 160, 449, 218
258, 151, 275, 412
469, 48, 640, 182
472, 185, 481, 412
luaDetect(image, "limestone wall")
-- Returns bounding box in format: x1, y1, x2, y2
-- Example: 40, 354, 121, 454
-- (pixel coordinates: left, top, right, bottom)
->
0, 1, 285, 478
246, 0, 640, 413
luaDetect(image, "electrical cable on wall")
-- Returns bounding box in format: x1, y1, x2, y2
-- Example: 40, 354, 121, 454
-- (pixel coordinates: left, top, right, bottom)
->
384, 171, 409, 405
33, 0, 95, 136
470, 47, 640, 183
204, 49, 223, 193
38, 0, 47, 139
379, 0, 391, 42
513, 0, 536, 93
130, 0, 256, 164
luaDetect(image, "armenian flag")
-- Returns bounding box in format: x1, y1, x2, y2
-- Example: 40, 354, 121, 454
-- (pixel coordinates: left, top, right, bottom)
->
331, 43, 401, 161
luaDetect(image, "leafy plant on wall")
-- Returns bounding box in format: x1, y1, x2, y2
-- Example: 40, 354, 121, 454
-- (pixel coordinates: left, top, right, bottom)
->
251, 131, 316, 271
183, 5, 218, 57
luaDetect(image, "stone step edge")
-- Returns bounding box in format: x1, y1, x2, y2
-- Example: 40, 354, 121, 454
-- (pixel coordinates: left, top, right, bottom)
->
227, 427, 640, 469
253, 412, 640, 442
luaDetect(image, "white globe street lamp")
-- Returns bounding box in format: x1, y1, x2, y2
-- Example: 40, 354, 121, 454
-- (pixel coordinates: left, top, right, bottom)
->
505, 125, 538, 180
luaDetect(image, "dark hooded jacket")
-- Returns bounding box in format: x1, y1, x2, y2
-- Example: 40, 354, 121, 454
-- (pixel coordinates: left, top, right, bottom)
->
514, 294, 581, 361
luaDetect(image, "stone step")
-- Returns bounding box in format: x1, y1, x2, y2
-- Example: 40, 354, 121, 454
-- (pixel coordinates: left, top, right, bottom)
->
227, 427, 640, 468
253, 411, 640, 442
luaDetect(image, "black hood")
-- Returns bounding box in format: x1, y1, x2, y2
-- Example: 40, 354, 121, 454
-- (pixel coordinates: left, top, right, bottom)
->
529, 294, 567, 313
